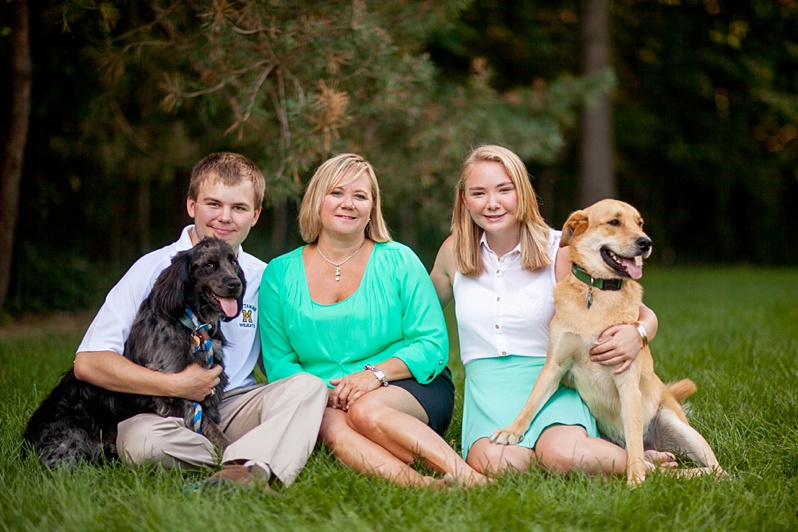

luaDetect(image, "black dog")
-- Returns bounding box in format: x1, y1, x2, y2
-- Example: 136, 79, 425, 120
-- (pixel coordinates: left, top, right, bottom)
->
23, 237, 245, 468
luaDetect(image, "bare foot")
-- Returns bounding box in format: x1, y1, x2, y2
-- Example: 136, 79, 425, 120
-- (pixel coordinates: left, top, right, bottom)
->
643, 450, 678, 471
441, 471, 493, 488
423, 476, 452, 491
670, 466, 728, 479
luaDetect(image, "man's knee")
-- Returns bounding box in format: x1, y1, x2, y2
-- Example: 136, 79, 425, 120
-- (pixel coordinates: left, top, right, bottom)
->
289, 373, 328, 395
116, 414, 187, 467
277, 373, 329, 406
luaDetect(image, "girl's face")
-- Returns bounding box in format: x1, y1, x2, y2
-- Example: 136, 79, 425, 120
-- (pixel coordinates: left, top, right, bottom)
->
462, 161, 519, 237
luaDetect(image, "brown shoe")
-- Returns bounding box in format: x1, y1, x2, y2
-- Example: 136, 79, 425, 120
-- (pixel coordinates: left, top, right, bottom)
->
206, 464, 273, 491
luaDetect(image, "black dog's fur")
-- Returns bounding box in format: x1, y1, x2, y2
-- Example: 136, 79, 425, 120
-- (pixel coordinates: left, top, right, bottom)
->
23, 237, 245, 468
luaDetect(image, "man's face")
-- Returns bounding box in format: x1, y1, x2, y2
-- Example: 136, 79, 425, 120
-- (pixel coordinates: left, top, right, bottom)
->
186, 176, 261, 251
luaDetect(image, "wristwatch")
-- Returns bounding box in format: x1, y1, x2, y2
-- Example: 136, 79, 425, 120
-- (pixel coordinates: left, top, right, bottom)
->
364, 364, 389, 387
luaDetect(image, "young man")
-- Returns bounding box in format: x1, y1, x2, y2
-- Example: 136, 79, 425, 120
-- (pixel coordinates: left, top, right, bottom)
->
73, 152, 327, 489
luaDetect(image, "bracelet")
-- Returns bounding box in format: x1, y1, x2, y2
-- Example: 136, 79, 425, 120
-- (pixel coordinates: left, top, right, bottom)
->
633, 322, 649, 349
364, 364, 389, 387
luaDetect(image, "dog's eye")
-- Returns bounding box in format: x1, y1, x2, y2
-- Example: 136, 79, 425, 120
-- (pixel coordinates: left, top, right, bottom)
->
205, 261, 217, 270
608, 219, 621, 226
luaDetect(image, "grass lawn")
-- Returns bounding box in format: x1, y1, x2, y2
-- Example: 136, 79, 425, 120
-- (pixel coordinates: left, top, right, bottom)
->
1, 266, 796, 531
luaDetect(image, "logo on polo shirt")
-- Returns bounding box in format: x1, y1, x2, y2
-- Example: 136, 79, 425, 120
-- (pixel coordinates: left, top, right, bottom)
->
240, 304, 256, 328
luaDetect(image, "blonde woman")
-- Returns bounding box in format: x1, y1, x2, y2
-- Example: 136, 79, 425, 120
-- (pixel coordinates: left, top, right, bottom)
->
431, 145, 675, 478
260, 153, 487, 488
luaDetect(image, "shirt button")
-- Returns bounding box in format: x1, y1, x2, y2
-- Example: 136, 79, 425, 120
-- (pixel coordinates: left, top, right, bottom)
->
501, 351, 507, 356
496, 297, 500, 302
495, 324, 500, 329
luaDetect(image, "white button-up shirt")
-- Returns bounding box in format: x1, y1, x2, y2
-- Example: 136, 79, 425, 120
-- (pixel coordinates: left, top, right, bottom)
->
453, 230, 559, 365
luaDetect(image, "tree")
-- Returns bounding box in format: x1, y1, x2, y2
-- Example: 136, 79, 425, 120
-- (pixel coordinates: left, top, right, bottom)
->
0, 0, 32, 312
67, 0, 594, 261
578, 0, 615, 205
612, 0, 798, 263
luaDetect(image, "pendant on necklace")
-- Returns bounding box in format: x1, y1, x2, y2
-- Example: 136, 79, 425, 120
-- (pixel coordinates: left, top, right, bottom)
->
586, 286, 593, 309
317, 242, 364, 283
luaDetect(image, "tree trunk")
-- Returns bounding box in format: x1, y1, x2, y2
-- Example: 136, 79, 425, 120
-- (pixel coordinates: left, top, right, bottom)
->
579, 0, 616, 207
0, 0, 32, 312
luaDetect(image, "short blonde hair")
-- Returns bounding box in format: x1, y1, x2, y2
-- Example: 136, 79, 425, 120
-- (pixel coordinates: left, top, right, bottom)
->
453, 145, 551, 277
189, 152, 266, 208
298, 153, 391, 244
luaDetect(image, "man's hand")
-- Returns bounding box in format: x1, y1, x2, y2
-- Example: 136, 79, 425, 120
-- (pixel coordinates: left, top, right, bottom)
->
171, 363, 223, 402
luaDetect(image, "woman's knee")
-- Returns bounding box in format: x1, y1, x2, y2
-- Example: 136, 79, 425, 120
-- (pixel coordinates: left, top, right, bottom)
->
319, 408, 360, 453
345, 396, 387, 436
535, 425, 590, 474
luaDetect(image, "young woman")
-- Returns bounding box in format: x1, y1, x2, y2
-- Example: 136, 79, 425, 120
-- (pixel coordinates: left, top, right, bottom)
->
430, 145, 675, 478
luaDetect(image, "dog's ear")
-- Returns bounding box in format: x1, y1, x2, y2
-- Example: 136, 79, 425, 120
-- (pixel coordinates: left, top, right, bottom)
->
561, 210, 588, 246
224, 265, 247, 322
150, 250, 192, 319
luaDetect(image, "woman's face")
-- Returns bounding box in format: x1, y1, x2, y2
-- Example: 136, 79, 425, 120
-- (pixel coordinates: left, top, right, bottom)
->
319, 172, 373, 239
462, 161, 519, 236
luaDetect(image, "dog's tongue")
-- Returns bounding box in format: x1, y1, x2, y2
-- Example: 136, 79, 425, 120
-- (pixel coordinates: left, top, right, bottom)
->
218, 297, 239, 318
621, 256, 644, 280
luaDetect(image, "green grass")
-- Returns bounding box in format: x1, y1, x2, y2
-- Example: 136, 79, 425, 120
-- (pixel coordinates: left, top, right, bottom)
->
2, 267, 796, 531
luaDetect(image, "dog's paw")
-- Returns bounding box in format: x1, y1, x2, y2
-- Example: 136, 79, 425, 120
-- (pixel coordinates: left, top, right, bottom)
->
489, 428, 524, 446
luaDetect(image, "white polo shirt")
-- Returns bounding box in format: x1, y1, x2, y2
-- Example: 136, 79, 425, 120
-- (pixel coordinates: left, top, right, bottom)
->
453, 230, 559, 365
77, 226, 266, 391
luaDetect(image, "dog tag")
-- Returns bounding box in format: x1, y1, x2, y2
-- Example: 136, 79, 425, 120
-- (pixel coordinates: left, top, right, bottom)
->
586, 286, 593, 309
192, 335, 201, 349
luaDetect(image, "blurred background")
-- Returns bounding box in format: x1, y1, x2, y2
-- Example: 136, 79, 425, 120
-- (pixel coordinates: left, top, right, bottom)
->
1, 0, 796, 316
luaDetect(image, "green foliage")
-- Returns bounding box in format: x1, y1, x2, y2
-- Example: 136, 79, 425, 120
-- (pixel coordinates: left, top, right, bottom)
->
75, 2, 444, 189
2, 268, 797, 530
5, 0, 798, 315
55, 0, 596, 242
612, 0, 798, 264
3, 242, 122, 314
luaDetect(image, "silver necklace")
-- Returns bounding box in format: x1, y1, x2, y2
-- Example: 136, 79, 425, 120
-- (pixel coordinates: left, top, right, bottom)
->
316, 242, 364, 282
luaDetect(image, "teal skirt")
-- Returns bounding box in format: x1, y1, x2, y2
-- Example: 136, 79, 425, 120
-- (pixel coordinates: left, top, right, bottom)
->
462, 355, 599, 458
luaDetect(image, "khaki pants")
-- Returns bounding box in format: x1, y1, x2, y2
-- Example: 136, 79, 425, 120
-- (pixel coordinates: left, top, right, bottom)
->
117, 373, 327, 486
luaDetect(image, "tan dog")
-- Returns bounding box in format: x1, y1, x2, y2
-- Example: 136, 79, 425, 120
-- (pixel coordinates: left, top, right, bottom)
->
490, 199, 722, 486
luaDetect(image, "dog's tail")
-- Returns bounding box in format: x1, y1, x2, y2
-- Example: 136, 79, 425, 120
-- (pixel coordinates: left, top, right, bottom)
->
668, 379, 697, 403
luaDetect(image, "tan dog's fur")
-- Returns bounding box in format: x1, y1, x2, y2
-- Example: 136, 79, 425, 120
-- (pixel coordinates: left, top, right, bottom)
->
490, 199, 722, 486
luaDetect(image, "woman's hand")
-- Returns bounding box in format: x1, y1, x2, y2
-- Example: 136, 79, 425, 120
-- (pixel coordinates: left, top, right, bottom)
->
589, 324, 645, 374
328, 370, 383, 411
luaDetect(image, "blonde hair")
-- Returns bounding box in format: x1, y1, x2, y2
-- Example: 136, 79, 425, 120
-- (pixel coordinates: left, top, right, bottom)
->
188, 152, 266, 207
298, 153, 391, 243
452, 145, 551, 277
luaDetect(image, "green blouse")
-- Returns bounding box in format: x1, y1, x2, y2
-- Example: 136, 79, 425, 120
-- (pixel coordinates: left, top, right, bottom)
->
259, 241, 448, 386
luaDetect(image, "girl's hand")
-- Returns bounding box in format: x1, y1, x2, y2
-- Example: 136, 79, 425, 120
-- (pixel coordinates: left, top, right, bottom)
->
589, 324, 645, 374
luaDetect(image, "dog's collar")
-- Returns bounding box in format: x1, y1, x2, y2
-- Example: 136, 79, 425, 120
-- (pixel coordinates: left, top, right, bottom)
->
571, 263, 626, 291
180, 308, 214, 356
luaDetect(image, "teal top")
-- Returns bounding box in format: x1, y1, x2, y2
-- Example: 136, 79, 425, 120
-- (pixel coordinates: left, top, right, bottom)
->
259, 241, 448, 386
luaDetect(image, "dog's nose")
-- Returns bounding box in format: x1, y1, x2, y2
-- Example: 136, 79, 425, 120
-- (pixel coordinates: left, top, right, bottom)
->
636, 237, 652, 253
228, 278, 242, 291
